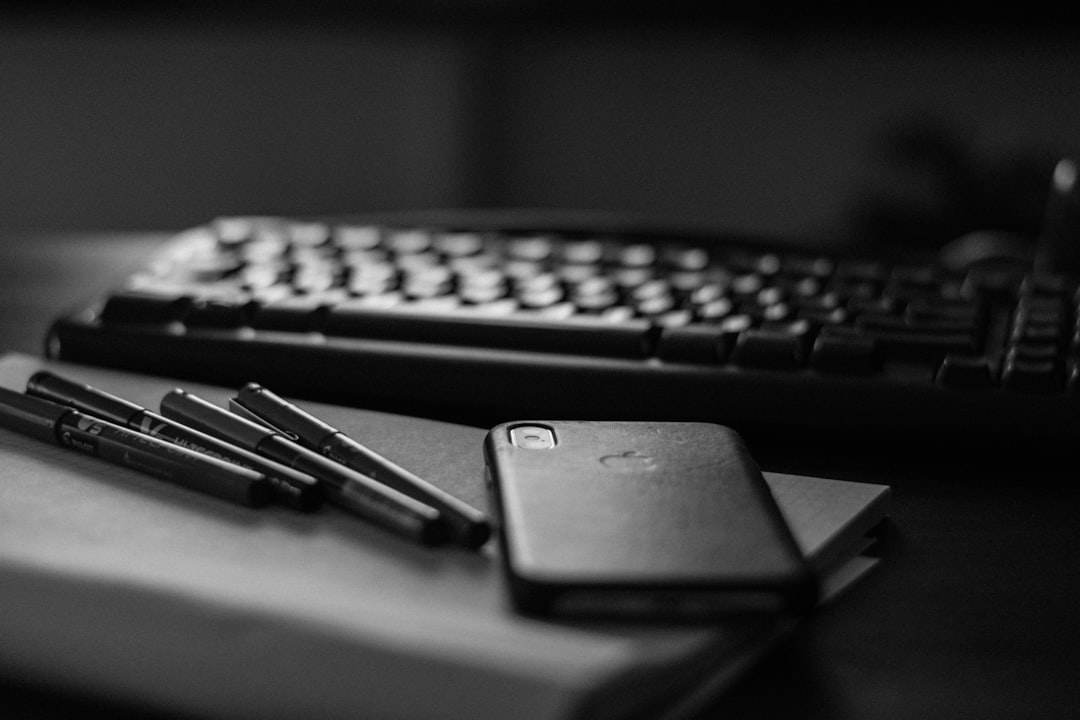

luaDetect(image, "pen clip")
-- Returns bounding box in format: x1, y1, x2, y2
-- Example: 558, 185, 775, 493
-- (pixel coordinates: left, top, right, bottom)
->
228, 397, 300, 441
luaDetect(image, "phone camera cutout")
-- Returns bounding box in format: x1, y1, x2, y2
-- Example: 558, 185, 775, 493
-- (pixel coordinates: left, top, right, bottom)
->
509, 425, 556, 449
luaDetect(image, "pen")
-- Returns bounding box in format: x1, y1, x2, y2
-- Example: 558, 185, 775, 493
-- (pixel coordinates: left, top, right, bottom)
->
26, 371, 322, 512
0, 386, 271, 507
233, 383, 491, 549
160, 388, 447, 546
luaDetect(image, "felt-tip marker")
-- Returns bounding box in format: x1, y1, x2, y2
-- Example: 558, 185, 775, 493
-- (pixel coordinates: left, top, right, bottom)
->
0, 386, 271, 507
25, 371, 322, 512
159, 388, 447, 546
233, 382, 491, 549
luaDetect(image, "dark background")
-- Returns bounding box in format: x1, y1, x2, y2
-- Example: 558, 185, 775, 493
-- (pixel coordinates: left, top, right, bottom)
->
3, 3, 1079, 250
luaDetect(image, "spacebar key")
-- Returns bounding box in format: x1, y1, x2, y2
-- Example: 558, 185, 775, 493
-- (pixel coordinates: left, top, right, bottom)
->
324, 303, 652, 357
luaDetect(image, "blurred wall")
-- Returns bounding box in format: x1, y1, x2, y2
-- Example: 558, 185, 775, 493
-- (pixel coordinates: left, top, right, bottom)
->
2, 8, 1079, 246
0, 15, 472, 232
491, 24, 1080, 245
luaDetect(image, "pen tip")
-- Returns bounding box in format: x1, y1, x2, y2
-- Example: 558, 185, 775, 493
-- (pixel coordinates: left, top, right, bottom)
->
420, 519, 450, 548
247, 481, 274, 509
458, 520, 492, 550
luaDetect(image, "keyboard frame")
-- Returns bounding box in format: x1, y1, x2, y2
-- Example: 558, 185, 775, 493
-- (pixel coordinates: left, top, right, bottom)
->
45, 210, 1080, 447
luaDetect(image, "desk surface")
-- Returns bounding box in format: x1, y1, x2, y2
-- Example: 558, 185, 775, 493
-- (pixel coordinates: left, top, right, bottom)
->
2, 231, 1079, 720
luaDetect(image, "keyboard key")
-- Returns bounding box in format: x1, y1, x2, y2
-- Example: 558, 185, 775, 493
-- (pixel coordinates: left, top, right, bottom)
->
617, 243, 657, 268
689, 282, 729, 306
755, 286, 787, 307
696, 297, 735, 321
780, 255, 834, 278
786, 276, 823, 298
434, 232, 485, 257
634, 294, 677, 317
213, 216, 257, 246
611, 267, 653, 289
656, 325, 724, 363
761, 303, 793, 322
472, 298, 520, 316
505, 235, 554, 262
726, 251, 780, 276
387, 229, 433, 255
1001, 356, 1064, 393
250, 295, 331, 332
936, 354, 997, 390
1015, 305, 1068, 330
798, 306, 849, 326
287, 222, 331, 248
325, 303, 652, 357
518, 286, 565, 310
809, 329, 879, 375
1008, 341, 1060, 362
558, 263, 601, 284
460, 283, 509, 305
653, 308, 694, 328
730, 326, 809, 370
869, 330, 978, 364
631, 279, 673, 302
855, 313, 981, 337
1010, 323, 1064, 346
332, 224, 382, 251
292, 266, 338, 294
663, 246, 710, 272
1020, 273, 1072, 297
731, 273, 765, 297
716, 313, 754, 332
831, 277, 880, 300
834, 259, 887, 283
100, 291, 191, 325
905, 298, 984, 323
848, 296, 899, 315
185, 297, 252, 329
962, 266, 1025, 299
239, 262, 287, 290
889, 264, 942, 289
1068, 363, 1080, 397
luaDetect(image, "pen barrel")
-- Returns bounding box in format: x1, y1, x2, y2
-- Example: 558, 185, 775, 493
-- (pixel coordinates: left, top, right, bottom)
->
237, 383, 338, 444
322, 483, 445, 547
130, 410, 322, 512
28, 371, 142, 425
27, 377, 321, 512
235, 383, 489, 548
161, 387, 446, 545
323, 433, 491, 549
259, 435, 447, 546
56, 413, 271, 507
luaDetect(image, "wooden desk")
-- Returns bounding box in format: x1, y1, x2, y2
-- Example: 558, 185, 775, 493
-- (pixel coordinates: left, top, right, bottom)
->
1, 232, 1078, 720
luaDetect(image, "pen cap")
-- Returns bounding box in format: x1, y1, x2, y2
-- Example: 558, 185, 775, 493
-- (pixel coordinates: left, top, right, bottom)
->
160, 389, 275, 451
236, 383, 337, 447
0, 386, 71, 444
27, 371, 143, 425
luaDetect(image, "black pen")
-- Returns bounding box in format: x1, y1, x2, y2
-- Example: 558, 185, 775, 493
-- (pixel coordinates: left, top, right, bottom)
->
26, 371, 322, 512
160, 388, 447, 546
233, 383, 491, 549
0, 386, 271, 507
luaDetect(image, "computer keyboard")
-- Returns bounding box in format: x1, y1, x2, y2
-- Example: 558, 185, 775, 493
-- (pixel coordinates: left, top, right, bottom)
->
45, 210, 1080, 446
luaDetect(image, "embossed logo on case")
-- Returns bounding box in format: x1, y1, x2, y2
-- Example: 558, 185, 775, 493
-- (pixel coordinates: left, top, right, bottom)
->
599, 451, 656, 471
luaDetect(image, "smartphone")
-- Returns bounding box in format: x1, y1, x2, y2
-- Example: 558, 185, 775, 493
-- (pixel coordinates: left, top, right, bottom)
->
484, 420, 817, 619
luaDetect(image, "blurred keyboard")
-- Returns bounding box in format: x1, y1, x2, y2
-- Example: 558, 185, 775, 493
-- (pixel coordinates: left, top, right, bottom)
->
45, 210, 1080, 446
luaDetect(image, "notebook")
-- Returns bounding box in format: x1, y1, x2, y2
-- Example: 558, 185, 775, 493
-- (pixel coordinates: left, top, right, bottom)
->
0, 353, 890, 720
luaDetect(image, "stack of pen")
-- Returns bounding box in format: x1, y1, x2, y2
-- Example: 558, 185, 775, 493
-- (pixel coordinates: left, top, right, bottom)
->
0, 372, 490, 550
